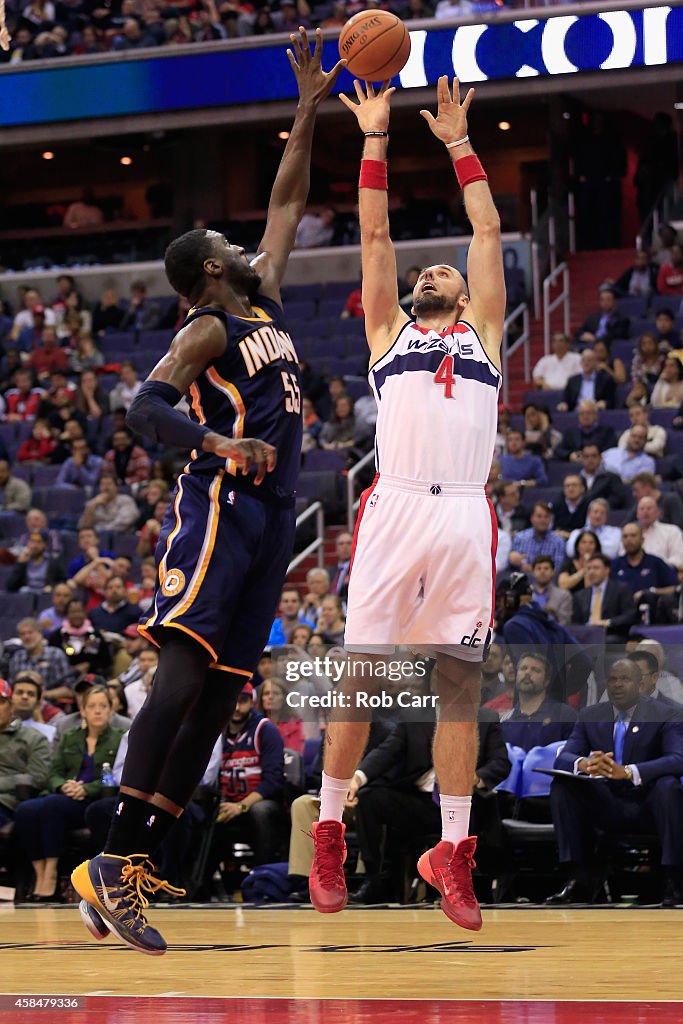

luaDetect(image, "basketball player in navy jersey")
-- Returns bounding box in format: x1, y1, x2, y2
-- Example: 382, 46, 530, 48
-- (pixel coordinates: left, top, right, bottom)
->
71, 29, 345, 955
309, 79, 505, 930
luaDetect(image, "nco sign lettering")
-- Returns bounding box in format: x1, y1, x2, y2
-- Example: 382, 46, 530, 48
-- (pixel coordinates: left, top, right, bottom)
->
399, 6, 680, 86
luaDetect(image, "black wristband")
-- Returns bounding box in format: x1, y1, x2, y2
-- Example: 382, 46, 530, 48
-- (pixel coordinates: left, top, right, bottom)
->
364, 131, 389, 137
127, 380, 210, 451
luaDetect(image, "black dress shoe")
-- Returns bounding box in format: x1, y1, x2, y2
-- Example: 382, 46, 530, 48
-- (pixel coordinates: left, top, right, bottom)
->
348, 876, 393, 905
546, 878, 608, 905
288, 888, 311, 904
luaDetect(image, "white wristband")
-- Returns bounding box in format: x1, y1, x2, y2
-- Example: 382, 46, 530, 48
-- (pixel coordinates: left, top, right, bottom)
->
445, 135, 469, 150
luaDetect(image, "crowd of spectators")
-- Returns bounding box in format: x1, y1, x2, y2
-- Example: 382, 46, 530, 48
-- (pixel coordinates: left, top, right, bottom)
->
2, 0, 597, 64
2, 227, 683, 908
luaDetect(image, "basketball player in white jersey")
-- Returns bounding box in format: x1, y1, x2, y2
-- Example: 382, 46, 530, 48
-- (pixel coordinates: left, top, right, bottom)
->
308, 78, 505, 930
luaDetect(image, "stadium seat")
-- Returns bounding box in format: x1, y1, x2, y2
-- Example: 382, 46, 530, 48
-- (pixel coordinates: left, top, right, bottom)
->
33, 485, 85, 517
111, 533, 139, 558
31, 465, 62, 487
3, 592, 38, 618
304, 450, 347, 473
547, 461, 573, 486
303, 737, 321, 781
599, 410, 630, 431
616, 296, 647, 319
523, 390, 563, 412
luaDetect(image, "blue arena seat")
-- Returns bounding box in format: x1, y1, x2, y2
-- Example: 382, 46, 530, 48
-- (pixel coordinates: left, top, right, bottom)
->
547, 461, 573, 486
616, 296, 647, 319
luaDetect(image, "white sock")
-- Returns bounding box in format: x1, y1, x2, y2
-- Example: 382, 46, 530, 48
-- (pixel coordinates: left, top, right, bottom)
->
319, 771, 353, 824
440, 795, 472, 846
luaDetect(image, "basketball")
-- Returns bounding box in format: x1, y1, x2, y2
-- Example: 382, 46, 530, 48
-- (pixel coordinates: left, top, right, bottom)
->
338, 10, 411, 82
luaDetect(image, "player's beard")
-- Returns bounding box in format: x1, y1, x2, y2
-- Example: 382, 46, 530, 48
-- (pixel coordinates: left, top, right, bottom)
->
231, 261, 262, 302
413, 292, 456, 318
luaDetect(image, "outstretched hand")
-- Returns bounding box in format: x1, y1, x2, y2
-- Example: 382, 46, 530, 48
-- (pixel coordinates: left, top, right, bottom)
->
420, 75, 474, 146
339, 79, 396, 134
287, 27, 346, 107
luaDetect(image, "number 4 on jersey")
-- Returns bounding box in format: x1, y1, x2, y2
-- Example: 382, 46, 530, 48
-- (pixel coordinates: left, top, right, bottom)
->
434, 355, 456, 398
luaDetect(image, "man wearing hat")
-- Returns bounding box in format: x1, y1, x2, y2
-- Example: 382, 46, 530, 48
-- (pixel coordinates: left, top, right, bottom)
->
0, 679, 51, 828
205, 682, 285, 880
7, 530, 66, 594
53, 674, 132, 739
498, 573, 593, 706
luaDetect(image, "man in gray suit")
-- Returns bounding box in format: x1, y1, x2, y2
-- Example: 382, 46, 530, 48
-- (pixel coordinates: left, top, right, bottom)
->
531, 555, 572, 625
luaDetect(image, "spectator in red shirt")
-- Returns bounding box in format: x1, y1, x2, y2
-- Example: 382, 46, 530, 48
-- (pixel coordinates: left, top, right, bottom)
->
103, 427, 151, 491
341, 284, 364, 319
657, 243, 683, 296
29, 326, 69, 381
16, 419, 56, 464
137, 498, 169, 557
4, 369, 44, 422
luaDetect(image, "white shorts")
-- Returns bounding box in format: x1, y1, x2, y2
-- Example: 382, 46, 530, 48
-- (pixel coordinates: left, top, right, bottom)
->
344, 474, 498, 662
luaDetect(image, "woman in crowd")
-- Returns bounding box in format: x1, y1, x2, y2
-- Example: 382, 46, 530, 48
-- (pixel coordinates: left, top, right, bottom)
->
522, 403, 560, 458
317, 594, 346, 646
69, 336, 105, 375
650, 356, 683, 408
74, 367, 108, 425
630, 331, 665, 396
319, 393, 356, 451
256, 678, 305, 754
106, 679, 129, 718
593, 338, 627, 386
13, 685, 124, 900
558, 530, 603, 593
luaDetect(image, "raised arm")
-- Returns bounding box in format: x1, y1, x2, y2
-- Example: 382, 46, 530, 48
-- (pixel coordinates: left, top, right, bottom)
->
340, 81, 408, 359
421, 77, 505, 365
255, 28, 345, 304
126, 317, 276, 485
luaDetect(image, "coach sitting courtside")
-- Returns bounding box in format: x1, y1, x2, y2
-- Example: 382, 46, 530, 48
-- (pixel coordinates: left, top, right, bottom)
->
548, 658, 683, 907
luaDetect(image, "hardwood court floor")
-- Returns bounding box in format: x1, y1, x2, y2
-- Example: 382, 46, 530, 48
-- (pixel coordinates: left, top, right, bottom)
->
1, 905, 682, 1022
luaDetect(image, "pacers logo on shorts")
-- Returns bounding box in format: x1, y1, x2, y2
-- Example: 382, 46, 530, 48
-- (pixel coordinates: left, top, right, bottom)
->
161, 569, 186, 596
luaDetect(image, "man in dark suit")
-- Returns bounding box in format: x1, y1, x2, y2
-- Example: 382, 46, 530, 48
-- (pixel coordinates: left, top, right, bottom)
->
501, 652, 577, 751
579, 444, 628, 509
559, 350, 617, 412
572, 554, 637, 643
547, 658, 683, 906
554, 402, 617, 462
628, 649, 682, 707
574, 287, 630, 346
553, 474, 589, 536
325, 530, 353, 604
349, 707, 510, 902
492, 481, 531, 535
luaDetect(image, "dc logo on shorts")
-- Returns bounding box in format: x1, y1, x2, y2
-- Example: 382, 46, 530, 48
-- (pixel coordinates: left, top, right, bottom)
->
161, 569, 186, 596
368, 493, 379, 508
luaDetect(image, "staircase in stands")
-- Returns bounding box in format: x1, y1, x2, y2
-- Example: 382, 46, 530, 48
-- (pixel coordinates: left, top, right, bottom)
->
505, 247, 635, 410
286, 525, 345, 591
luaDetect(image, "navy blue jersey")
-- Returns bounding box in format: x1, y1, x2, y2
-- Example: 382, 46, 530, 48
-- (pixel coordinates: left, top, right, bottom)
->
183, 294, 302, 506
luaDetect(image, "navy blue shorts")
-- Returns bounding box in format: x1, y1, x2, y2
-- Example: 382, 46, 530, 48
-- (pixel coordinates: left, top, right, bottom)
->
140, 470, 296, 676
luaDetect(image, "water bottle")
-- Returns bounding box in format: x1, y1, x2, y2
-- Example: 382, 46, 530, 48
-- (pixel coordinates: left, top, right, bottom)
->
638, 603, 650, 626
101, 762, 117, 797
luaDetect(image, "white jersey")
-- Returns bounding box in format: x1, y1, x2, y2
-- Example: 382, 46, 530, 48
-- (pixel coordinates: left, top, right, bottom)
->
369, 318, 501, 485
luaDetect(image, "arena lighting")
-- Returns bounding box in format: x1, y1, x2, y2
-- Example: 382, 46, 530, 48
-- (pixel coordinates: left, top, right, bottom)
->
120, 156, 133, 166
41, 151, 54, 160
278, 130, 290, 140
498, 121, 511, 131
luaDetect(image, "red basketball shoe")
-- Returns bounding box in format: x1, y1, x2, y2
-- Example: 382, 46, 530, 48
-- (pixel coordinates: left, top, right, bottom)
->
417, 836, 482, 931
309, 820, 348, 913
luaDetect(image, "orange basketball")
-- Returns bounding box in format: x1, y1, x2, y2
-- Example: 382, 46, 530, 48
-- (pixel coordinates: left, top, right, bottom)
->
338, 10, 411, 82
